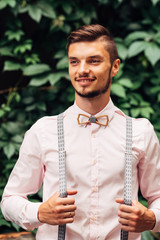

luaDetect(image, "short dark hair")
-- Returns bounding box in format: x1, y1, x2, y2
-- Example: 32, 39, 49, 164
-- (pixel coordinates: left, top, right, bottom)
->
67, 24, 118, 64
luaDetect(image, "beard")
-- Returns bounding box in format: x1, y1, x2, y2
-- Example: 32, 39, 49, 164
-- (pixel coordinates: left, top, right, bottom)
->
73, 75, 112, 99
72, 66, 113, 99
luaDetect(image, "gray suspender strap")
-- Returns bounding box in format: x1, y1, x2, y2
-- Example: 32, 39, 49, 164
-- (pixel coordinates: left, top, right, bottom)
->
120, 116, 132, 240
57, 113, 132, 240
57, 113, 67, 240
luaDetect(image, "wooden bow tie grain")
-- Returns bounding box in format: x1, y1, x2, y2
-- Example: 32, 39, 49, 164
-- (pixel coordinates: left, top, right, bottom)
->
77, 113, 109, 127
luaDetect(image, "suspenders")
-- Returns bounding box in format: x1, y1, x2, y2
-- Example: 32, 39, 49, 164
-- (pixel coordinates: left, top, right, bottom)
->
57, 114, 132, 240
57, 113, 67, 240
121, 116, 132, 240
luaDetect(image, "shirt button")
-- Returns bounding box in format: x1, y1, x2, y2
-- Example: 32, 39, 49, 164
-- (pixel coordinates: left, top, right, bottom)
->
91, 216, 97, 221
93, 160, 97, 165
92, 187, 98, 192
92, 134, 96, 138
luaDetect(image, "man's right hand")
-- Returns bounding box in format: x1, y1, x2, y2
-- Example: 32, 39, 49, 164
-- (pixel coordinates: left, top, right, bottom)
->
38, 189, 77, 225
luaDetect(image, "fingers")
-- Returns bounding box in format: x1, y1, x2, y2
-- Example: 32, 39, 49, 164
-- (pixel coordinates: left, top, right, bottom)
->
67, 189, 78, 195
58, 210, 75, 219
55, 200, 77, 214
115, 198, 124, 204
38, 189, 77, 225
115, 198, 155, 232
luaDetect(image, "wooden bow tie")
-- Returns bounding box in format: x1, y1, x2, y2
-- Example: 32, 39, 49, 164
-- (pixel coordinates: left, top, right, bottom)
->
77, 114, 109, 127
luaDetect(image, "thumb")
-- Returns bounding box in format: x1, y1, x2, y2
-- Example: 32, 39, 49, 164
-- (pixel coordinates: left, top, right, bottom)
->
132, 199, 145, 209
132, 199, 139, 206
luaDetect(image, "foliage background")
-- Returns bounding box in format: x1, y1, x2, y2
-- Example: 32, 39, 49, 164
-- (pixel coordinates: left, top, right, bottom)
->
0, 0, 160, 238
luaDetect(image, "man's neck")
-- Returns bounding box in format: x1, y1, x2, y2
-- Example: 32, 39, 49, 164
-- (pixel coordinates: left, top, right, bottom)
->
75, 92, 110, 115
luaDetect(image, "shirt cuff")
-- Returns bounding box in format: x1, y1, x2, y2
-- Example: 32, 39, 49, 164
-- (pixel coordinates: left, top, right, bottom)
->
150, 208, 160, 232
24, 202, 43, 228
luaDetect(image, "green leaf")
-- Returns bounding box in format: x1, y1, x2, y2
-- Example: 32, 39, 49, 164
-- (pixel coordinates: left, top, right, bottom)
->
23, 64, 51, 76
0, 110, 5, 118
150, 86, 160, 94
111, 84, 126, 98
0, 1, 7, 9
4, 61, 22, 71
0, 0, 16, 9
28, 5, 42, 22
140, 107, 154, 118
54, 50, 66, 59
11, 135, 23, 143
29, 75, 49, 86
131, 108, 140, 117
5, 30, 24, 41
37, 186, 43, 198
118, 78, 133, 88
48, 73, 62, 85
2, 121, 22, 135
116, 43, 128, 60
128, 41, 147, 58
120, 103, 130, 108
4, 143, 16, 159
37, 1, 56, 19
0, 219, 11, 227
140, 101, 150, 107
125, 31, 151, 45
155, 32, 160, 44
49, 72, 69, 85
25, 53, 40, 65
14, 40, 32, 54
151, 0, 160, 5
141, 231, 154, 240
0, 47, 14, 57
36, 102, 46, 111
62, 3, 72, 15
11, 222, 20, 231
30, 72, 69, 86
83, 16, 92, 25
144, 43, 160, 66
7, 0, 16, 8
56, 57, 69, 69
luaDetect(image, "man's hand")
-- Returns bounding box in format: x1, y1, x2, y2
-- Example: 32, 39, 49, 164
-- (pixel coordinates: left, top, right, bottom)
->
115, 198, 156, 232
38, 189, 77, 225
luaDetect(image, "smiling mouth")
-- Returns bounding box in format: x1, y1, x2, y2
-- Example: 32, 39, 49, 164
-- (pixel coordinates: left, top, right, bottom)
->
75, 77, 96, 82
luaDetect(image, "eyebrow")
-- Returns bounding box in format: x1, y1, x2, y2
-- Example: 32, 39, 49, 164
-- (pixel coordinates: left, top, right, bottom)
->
69, 57, 77, 60
88, 55, 103, 59
69, 55, 104, 60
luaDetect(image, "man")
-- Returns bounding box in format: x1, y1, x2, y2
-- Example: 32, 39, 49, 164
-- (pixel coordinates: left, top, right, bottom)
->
1, 24, 160, 239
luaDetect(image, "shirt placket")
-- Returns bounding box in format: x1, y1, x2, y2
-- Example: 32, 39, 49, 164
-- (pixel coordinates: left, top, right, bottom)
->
89, 124, 99, 240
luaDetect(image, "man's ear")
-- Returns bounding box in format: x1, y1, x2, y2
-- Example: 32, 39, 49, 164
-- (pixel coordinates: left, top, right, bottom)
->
111, 59, 120, 77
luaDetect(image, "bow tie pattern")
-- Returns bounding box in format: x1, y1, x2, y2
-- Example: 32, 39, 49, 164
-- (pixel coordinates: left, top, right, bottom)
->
77, 113, 109, 127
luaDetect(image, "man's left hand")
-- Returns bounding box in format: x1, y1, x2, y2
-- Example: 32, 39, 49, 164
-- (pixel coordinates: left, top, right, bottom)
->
115, 198, 156, 232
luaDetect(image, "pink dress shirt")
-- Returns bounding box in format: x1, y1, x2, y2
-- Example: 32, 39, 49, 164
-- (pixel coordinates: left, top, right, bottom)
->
1, 99, 160, 240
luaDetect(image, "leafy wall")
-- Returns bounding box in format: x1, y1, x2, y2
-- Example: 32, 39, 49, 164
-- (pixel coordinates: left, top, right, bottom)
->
0, 0, 160, 238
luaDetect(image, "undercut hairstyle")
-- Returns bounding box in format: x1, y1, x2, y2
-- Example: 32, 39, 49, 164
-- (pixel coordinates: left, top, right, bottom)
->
67, 24, 118, 64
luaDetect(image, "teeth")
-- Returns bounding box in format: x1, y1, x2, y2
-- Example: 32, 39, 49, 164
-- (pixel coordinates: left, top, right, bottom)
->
80, 80, 93, 82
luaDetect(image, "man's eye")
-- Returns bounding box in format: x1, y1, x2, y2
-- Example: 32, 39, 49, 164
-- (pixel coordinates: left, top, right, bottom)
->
90, 59, 100, 63
70, 60, 78, 65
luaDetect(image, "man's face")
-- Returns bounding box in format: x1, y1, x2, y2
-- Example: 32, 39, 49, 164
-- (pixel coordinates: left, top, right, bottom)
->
68, 40, 117, 99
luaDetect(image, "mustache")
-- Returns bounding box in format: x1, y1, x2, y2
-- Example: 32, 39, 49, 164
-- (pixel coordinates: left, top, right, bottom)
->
75, 75, 96, 81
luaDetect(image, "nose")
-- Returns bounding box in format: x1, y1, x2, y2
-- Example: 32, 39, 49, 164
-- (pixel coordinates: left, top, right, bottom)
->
78, 61, 90, 75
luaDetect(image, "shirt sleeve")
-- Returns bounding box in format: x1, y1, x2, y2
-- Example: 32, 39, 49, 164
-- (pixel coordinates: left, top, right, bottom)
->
1, 122, 45, 230
138, 119, 160, 232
